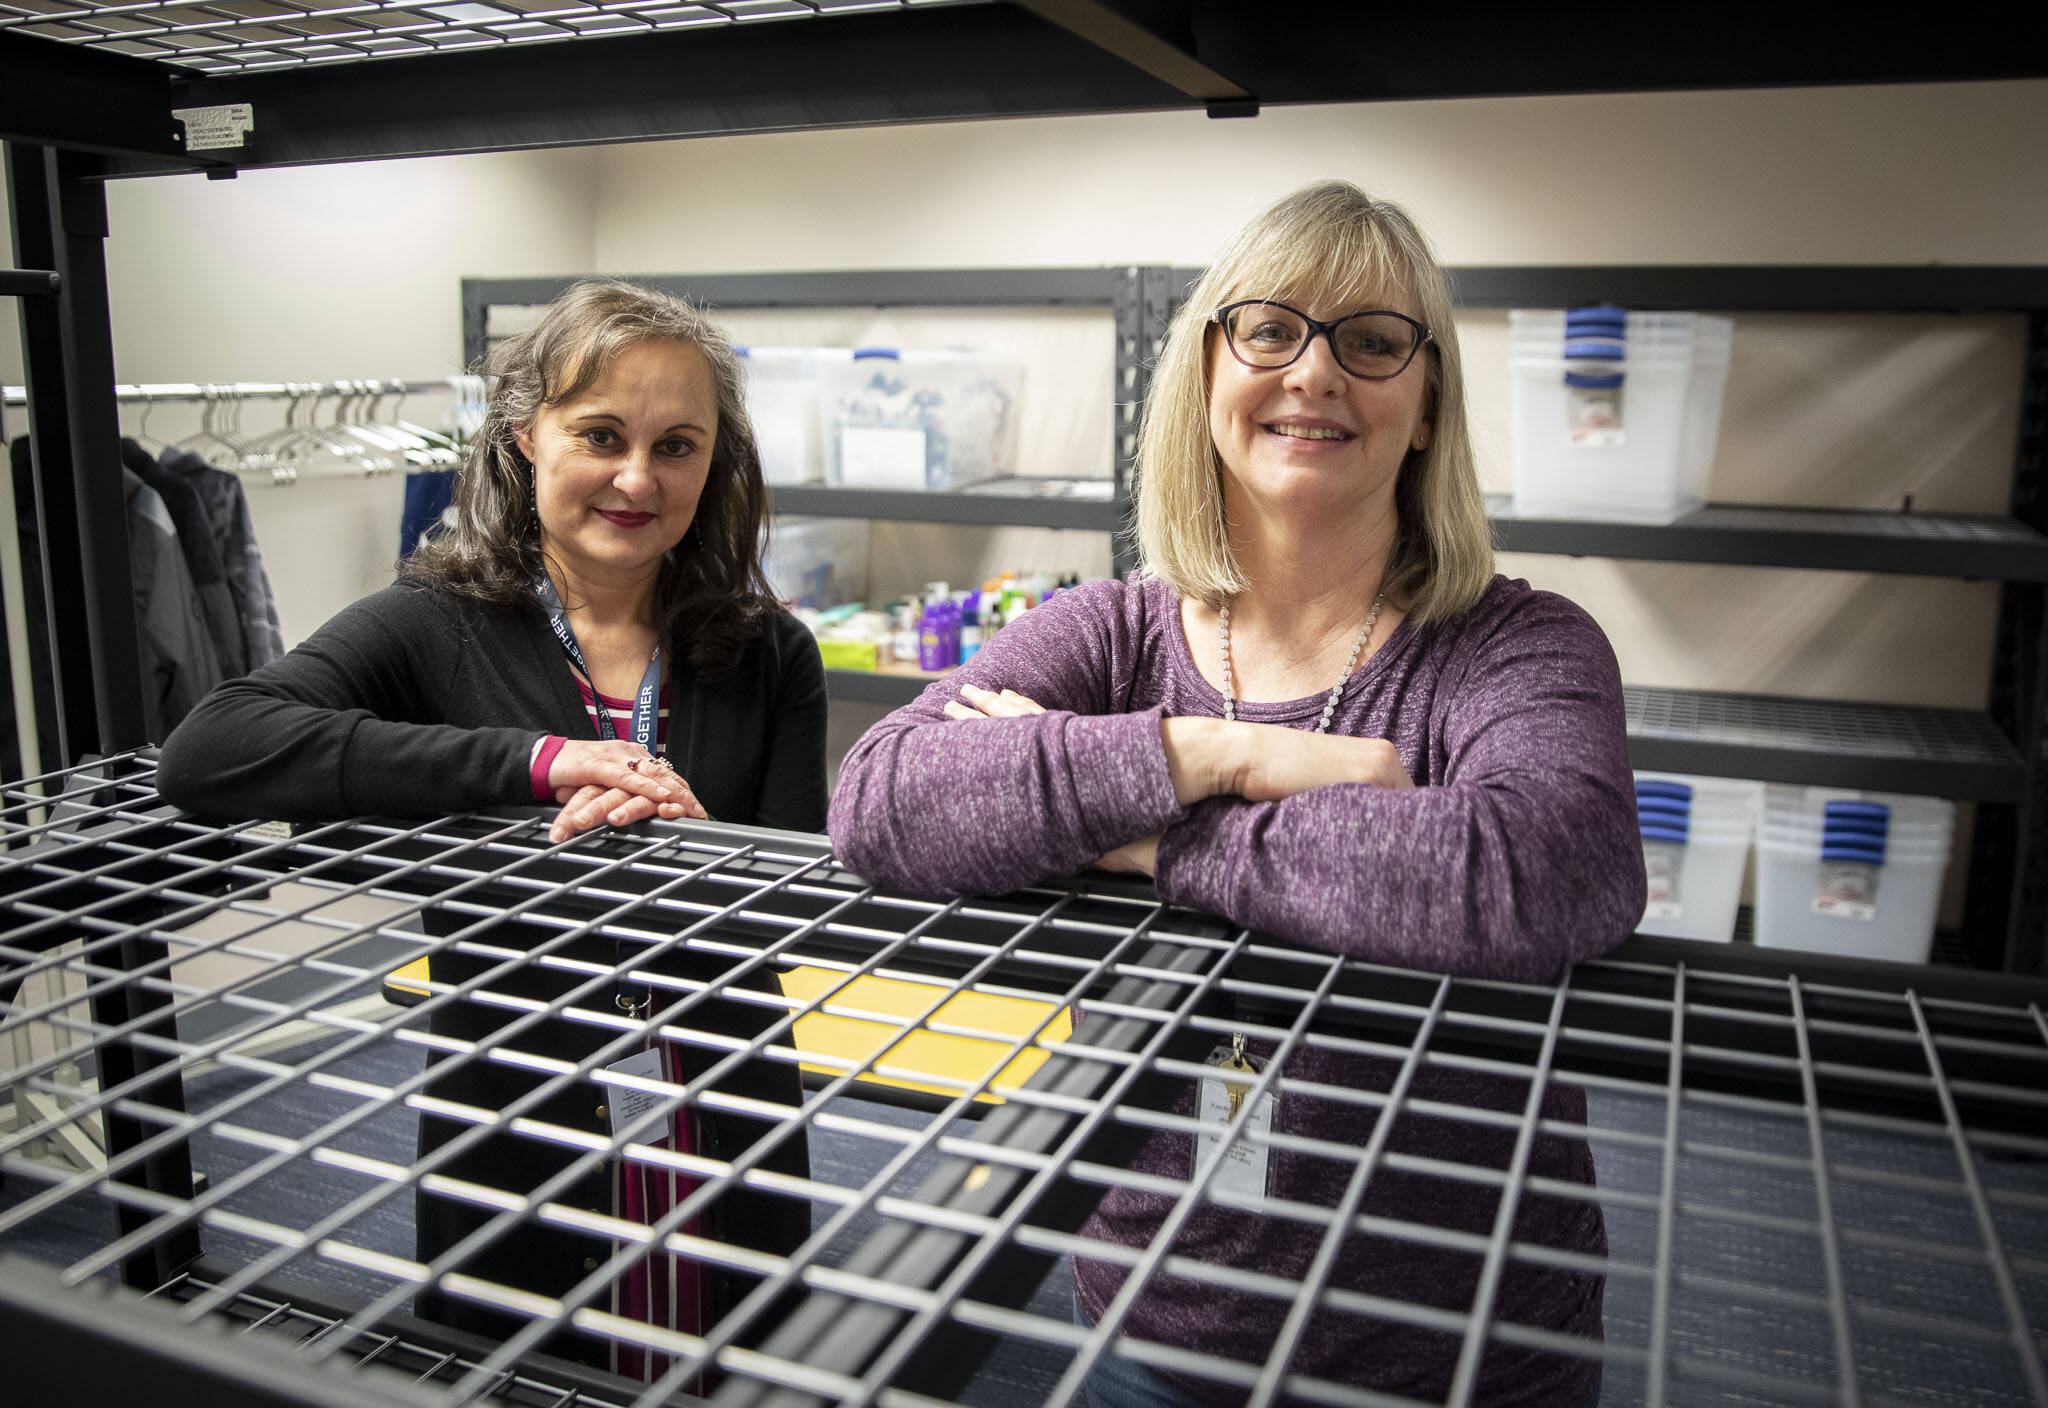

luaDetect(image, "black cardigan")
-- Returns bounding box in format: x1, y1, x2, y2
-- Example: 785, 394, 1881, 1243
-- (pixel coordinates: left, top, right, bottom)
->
157, 579, 829, 830
158, 581, 828, 1359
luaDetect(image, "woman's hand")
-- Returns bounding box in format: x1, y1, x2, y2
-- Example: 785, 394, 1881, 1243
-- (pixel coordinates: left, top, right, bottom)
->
1094, 834, 1160, 878
1162, 717, 1411, 805
944, 682, 1046, 720
546, 740, 707, 843
1228, 727, 1413, 801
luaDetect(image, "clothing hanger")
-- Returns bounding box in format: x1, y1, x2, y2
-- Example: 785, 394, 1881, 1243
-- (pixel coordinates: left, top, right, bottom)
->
131, 393, 166, 453
379, 381, 463, 466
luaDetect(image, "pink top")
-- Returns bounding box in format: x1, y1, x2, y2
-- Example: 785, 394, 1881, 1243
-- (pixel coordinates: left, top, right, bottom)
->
527, 679, 673, 800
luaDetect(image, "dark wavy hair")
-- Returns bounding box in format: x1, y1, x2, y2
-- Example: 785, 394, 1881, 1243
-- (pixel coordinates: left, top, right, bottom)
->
404, 278, 775, 673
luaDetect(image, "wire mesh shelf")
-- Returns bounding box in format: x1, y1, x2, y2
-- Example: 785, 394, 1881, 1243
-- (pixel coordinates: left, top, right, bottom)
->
3, 750, 2046, 1408
0, 0, 985, 75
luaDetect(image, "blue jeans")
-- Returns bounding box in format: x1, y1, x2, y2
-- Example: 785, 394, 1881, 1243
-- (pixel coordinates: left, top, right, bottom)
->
1071, 1288, 1601, 1408
1072, 1288, 1208, 1408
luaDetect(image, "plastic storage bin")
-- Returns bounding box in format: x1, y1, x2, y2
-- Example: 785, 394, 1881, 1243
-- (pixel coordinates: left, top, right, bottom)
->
1634, 773, 1761, 942
1508, 307, 1733, 523
740, 347, 849, 486
1752, 787, 1955, 963
823, 348, 1021, 492
764, 516, 869, 611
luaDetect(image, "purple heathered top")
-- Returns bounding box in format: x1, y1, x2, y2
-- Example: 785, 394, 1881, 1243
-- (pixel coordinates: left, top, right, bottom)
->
829, 573, 1645, 1407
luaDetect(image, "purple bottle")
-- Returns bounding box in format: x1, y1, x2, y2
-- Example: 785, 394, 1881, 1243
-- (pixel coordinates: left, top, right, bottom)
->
919, 601, 950, 672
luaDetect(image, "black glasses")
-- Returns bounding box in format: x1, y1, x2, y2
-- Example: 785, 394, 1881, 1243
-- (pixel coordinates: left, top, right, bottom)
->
1212, 300, 1432, 380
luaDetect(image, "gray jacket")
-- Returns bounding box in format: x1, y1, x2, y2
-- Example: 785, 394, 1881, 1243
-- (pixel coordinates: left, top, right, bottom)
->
126, 468, 224, 740
160, 444, 285, 669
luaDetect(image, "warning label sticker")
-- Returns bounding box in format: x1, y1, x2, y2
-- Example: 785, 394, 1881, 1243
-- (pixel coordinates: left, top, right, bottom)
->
172, 104, 254, 152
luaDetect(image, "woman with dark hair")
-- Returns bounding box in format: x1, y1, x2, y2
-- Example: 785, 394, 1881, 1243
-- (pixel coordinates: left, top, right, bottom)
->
159, 278, 825, 1370
161, 277, 825, 839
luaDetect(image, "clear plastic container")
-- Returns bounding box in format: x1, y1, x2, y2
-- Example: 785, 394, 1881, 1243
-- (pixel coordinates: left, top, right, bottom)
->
1508, 309, 1733, 523
739, 347, 849, 486
822, 348, 1022, 492
1763, 785, 1954, 830
1751, 786, 1953, 963
1752, 833, 1948, 963
1634, 773, 1760, 942
763, 516, 869, 611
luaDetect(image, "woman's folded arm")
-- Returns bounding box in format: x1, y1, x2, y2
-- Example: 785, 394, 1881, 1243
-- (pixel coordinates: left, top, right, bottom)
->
827, 585, 1185, 895
157, 587, 536, 822
1155, 598, 1645, 980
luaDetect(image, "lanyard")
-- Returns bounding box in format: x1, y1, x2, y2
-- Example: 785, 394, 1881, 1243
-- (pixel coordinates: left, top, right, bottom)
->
537, 576, 663, 751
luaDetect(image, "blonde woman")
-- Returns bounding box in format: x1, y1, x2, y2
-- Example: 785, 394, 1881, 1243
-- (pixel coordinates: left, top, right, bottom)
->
829, 183, 1637, 1406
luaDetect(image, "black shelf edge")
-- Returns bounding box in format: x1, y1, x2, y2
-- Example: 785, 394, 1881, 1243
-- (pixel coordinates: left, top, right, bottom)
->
773, 482, 1123, 532
1164, 266, 2048, 314
470, 267, 1131, 312
100, 8, 1189, 173
1449, 266, 2048, 313
1625, 687, 2026, 803
1488, 497, 2048, 581
825, 670, 939, 707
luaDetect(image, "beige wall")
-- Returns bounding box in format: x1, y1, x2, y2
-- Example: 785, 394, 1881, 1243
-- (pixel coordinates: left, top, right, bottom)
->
586, 81, 2046, 715
4, 150, 599, 660
594, 82, 2048, 270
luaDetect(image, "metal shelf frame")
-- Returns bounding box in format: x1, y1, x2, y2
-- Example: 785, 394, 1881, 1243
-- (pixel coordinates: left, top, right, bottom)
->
0, 17, 2042, 972
1155, 265, 2048, 975
1486, 497, 2048, 583
5, 3, 2047, 174
4, 752, 2048, 1408
461, 268, 1144, 567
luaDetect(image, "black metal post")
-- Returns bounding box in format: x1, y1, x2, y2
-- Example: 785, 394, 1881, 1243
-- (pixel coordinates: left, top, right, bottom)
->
85, 926, 206, 1289
1962, 310, 2047, 975
1106, 266, 1146, 581
5, 142, 145, 760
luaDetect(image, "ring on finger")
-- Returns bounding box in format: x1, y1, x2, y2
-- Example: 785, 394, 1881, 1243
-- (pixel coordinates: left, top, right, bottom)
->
632, 755, 680, 784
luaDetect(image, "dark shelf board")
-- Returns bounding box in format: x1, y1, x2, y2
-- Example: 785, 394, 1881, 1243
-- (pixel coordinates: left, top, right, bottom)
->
1625, 687, 2025, 802
773, 481, 1122, 532
1488, 497, 2048, 581
1447, 266, 2048, 313
17, 4, 2048, 175
472, 267, 1130, 312
825, 670, 938, 708
1165, 265, 2048, 315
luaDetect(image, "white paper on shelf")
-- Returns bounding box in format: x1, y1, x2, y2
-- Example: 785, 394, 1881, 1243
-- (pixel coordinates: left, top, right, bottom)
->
839, 427, 927, 490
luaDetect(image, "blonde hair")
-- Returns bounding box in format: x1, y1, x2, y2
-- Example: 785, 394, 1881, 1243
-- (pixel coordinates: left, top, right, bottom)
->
1132, 180, 1493, 627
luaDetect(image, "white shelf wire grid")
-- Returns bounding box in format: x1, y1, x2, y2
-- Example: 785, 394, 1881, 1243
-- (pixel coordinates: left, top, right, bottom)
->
0, 0, 985, 75
2, 749, 2046, 1408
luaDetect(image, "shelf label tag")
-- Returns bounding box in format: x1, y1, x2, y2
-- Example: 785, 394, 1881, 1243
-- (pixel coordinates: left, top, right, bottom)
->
839, 427, 926, 490
1643, 840, 1684, 920
1567, 383, 1625, 447
1813, 861, 1879, 922
173, 104, 254, 151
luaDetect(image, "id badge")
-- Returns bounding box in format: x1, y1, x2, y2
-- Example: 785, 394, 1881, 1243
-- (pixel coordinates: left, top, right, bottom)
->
1194, 1035, 1276, 1211
603, 1047, 671, 1143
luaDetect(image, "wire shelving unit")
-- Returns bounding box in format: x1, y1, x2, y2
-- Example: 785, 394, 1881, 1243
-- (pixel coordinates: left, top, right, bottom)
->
4, 752, 2046, 1407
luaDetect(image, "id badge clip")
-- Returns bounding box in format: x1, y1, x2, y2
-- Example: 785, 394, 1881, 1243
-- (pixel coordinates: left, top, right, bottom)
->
1195, 1032, 1276, 1210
